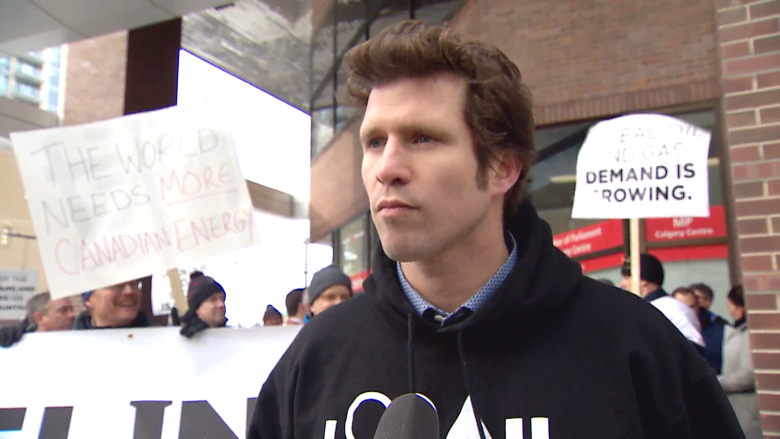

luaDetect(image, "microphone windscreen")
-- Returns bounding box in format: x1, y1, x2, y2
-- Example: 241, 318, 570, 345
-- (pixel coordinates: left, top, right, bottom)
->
373, 393, 439, 439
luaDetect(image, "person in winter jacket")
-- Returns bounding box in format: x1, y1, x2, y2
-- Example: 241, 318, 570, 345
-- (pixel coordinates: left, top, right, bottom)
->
248, 21, 744, 439
179, 271, 228, 338
720, 285, 762, 438
75, 279, 152, 330
620, 253, 705, 356
691, 282, 730, 374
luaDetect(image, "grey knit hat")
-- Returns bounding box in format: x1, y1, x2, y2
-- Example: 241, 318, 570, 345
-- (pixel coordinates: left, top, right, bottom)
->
308, 265, 352, 306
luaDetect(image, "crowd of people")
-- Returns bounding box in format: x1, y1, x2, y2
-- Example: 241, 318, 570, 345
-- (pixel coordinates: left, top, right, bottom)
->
609, 253, 760, 437
0, 263, 356, 346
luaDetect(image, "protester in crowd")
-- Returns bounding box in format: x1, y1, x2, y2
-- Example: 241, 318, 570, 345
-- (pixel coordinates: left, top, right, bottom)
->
0, 291, 74, 347
262, 305, 283, 326
179, 271, 227, 338
620, 254, 705, 355
249, 21, 743, 439
27, 292, 74, 332
75, 279, 152, 330
720, 285, 761, 438
284, 288, 306, 325
672, 286, 699, 312
304, 265, 352, 319
691, 282, 730, 374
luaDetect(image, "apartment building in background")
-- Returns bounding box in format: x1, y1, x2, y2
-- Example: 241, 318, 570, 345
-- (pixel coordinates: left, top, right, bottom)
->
0, 47, 65, 115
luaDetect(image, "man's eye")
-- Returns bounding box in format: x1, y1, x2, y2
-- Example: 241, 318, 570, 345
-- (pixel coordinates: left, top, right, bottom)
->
415, 135, 434, 144
366, 139, 384, 149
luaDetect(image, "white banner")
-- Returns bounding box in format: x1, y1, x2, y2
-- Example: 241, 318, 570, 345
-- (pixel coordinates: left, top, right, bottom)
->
10, 101, 258, 299
571, 114, 711, 219
0, 326, 298, 438
0, 269, 38, 320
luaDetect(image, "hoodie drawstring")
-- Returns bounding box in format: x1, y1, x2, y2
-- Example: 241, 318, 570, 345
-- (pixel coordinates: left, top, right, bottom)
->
407, 312, 416, 394
406, 311, 487, 439
458, 331, 487, 439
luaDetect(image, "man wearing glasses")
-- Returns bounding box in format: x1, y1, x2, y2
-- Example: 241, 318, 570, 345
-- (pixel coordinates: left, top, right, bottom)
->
75, 279, 151, 329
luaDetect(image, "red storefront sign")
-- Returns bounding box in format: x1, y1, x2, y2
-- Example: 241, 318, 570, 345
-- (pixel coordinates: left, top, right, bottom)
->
580, 253, 625, 273
644, 205, 726, 242
552, 219, 624, 258
350, 271, 370, 293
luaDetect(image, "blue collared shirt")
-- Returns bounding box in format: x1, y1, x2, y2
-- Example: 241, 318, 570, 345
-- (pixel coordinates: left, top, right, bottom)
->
397, 233, 518, 325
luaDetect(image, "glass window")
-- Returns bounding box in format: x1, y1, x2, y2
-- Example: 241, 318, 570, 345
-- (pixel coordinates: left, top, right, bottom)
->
336, 0, 367, 57
311, 77, 335, 158
0, 75, 7, 94
335, 59, 359, 134
369, 0, 410, 38
15, 82, 40, 100
339, 214, 369, 278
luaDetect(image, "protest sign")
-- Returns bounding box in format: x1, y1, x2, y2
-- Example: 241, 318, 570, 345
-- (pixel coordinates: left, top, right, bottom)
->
0, 326, 299, 439
10, 101, 258, 299
0, 269, 38, 320
571, 114, 711, 219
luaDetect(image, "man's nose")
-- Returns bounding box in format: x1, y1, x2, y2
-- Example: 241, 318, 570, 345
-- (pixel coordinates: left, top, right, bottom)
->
374, 137, 412, 186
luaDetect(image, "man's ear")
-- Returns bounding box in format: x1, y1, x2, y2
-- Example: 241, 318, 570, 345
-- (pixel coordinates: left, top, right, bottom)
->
33, 311, 44, 325
490, 152, 522, 196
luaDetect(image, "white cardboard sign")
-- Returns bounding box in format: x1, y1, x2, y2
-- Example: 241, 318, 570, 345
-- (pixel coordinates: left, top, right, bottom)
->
0, 326, 299, 439
0, 269, 38, 320
571, 114, 711, 219
10, 101, 258, 299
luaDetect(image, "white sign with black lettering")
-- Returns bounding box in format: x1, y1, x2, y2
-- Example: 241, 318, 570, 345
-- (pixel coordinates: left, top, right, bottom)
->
571, 114, 711, 219
0, 269, 38, 320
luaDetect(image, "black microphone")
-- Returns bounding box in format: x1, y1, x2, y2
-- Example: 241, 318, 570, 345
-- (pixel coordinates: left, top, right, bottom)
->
373, 393, 439, 439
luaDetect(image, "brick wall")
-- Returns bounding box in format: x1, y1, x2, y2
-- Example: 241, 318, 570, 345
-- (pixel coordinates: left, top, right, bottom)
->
715, 0, 780, 435
449, 0, 721, 125
62, 31, 128, 126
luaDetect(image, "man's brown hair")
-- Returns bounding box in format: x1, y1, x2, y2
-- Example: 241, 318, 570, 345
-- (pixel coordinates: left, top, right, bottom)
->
344, 20, 536, 220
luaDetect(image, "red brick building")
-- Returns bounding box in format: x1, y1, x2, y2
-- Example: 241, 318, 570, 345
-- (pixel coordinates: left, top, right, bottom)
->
309, 0, 780, 432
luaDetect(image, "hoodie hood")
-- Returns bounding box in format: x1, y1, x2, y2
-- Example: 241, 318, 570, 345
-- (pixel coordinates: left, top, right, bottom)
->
364, 199, 583, 335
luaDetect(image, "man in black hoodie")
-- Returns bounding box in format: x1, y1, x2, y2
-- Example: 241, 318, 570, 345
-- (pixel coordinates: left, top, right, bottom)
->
249, 21, 744, 439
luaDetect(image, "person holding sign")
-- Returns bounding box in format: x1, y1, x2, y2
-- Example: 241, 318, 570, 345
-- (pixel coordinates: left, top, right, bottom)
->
249, 21, 743, 439
74, 279, 152, 330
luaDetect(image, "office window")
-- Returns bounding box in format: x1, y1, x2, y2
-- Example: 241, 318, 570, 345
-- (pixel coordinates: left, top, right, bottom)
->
311, 78, 336, 158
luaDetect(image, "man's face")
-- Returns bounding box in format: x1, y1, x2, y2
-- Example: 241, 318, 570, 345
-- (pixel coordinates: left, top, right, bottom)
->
86, 280, 142, 327
693, 289, 712, 310
196, 292, 226, 328
619, 276, 653, 298
310, 285, 351, 316
36, 298, 74, 331
360, 74, 516, 263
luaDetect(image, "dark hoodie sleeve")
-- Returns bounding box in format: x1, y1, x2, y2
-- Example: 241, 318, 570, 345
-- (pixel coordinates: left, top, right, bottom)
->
684, 372, 746, 439
248, 352, 298, 439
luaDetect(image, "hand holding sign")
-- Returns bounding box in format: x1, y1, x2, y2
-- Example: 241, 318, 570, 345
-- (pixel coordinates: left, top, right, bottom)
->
11, 101, 258, 299
572, 114, 711, 219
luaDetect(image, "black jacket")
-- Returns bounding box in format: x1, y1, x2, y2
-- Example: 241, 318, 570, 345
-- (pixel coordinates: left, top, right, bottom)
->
249, 201, 744, 439
72, 310, 152, 330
